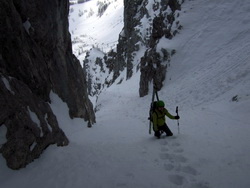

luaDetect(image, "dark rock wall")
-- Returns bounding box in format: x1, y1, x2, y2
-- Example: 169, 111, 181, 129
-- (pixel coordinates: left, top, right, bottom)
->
139, 0, 182, 97
0, 0, 95, 169
115, 0, 182, 97
103, 0, 145, 84
0, 74, 69, 169
123, 0, 144, 79
116, 0, 144, 80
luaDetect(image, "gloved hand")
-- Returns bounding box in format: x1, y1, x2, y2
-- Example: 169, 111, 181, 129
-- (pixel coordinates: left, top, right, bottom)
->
175, 115, 180, 120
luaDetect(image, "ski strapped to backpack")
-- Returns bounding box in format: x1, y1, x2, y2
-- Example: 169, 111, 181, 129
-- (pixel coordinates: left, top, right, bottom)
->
148, 86, 159, 134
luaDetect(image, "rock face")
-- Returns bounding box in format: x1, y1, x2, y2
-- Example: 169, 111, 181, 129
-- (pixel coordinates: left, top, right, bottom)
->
0, 0, 95, 169
138, 0, 181, 97
117, 0, 144, 80
117, 0, 182, 96
0, 75, 69, 169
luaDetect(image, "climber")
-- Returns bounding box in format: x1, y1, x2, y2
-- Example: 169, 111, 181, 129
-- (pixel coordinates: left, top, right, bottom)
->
152, 100, 180, 138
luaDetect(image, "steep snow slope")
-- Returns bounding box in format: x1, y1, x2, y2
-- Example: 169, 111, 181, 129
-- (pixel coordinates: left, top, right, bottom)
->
161, 0, 250, 109
0, 0, 250, 188
69, 0, 123, 64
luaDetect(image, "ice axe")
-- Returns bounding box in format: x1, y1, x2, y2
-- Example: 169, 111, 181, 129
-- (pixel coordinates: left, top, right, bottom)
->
176, 106, 180, 134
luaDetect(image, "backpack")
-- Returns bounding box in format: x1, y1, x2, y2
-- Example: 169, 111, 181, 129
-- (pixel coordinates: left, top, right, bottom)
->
148, 101, 158, 122
148, 85, 160, 134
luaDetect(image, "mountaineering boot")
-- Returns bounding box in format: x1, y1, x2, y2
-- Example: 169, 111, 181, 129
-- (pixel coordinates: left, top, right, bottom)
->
166, 132, 173, 137
154, 131, 161, 139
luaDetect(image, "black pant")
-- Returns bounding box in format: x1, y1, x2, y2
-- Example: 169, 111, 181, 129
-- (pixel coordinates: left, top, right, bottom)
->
154, 123, 173, 138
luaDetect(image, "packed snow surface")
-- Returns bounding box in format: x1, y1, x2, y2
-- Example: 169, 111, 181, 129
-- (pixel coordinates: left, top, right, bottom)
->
1, 0, 250, 188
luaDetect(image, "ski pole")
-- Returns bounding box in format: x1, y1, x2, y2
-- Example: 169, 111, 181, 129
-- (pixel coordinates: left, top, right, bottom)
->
176, 106, 180, 134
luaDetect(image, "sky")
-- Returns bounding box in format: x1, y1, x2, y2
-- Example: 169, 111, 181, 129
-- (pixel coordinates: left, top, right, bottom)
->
0, 0, 250, 188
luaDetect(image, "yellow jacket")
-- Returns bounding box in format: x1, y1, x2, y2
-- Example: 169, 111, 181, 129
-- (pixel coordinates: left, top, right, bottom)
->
153, 108, 176, 131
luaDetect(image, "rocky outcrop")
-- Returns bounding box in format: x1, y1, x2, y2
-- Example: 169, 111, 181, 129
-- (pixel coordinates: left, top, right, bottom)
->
90, 0, 145, 86
123, 0, 144, 79
0, 0, 95, 169
0, 73, 69, 169
116, 0, 144, 80
83, 0, 182, 99
115, 0, 182, 97
139, 0, 182, 97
